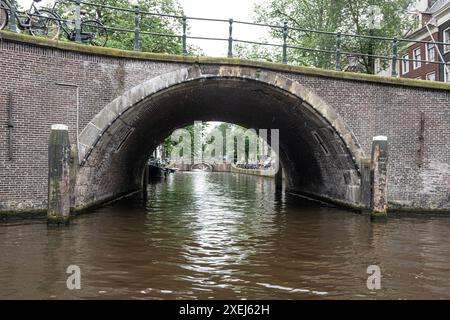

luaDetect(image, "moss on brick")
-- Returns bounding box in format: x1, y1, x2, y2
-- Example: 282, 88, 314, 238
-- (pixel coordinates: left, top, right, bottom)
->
0, 209, 47, 221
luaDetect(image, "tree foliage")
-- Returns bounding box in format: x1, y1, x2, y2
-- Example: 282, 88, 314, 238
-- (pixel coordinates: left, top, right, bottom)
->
97, 0, 183, 53
54, 0, 199, 54
238, 0, 418, 73
163, 122, 262, 164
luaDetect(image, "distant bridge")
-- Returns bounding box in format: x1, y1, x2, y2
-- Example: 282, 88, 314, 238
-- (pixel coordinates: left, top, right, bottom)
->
170, 160, 230, 172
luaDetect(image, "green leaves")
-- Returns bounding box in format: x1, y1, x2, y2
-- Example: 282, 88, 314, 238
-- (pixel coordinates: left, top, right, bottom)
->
98, 0, 184, 53
239, 0, 417, 74
55, 0, 186, 53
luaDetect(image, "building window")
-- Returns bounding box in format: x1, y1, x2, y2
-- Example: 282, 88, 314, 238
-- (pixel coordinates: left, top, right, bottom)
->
402, 54, 409, 74
445, 65, 450, 83
426, 72, 435, 81
426, 43, 435, 62
413, 48, 421, 69
444, 28, 450, 53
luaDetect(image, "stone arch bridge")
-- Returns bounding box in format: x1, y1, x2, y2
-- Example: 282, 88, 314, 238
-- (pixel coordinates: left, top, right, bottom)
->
170, 160, 230, 172
0, 31, 450, 218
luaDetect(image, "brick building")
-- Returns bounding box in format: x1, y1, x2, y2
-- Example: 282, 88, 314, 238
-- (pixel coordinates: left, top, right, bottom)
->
400, 0, 450, 81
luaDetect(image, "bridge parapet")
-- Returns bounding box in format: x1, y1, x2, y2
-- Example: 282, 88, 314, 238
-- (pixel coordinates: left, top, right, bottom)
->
2, 0, 449, 79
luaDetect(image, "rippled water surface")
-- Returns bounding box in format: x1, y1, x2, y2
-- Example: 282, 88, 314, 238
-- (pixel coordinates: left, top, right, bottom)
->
1, 172, 450, 299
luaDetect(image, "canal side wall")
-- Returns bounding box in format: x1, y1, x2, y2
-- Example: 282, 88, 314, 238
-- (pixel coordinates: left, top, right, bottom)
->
1, 32, 450, 215
231, 165, 276, 177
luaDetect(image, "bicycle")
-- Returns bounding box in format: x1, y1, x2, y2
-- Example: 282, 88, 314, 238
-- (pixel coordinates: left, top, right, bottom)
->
41, 0, 108, 46
0, 0, 60, 39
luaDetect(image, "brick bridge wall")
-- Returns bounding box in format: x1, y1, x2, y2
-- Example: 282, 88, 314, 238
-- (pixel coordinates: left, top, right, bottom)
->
0, 32, 449, 215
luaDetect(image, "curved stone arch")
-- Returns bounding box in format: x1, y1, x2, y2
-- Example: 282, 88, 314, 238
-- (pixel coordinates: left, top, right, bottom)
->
78, 65, 365, 171
191, 162, 214, 172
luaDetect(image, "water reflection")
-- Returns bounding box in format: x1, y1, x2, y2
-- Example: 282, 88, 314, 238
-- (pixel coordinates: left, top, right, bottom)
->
1, 172, 450, 299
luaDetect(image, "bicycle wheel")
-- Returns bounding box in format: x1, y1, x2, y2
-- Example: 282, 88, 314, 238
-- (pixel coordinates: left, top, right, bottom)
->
81, 19, 108, 47
0, 4, 8, 30
29, 10, 60, 40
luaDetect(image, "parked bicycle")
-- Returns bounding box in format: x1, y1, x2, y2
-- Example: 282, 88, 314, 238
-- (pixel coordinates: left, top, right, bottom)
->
0, 0, 60, 39
0, 0, 107, 46
41, 0, 108, 46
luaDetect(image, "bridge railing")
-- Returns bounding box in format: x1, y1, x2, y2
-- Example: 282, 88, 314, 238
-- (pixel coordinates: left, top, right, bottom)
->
2, 0, 449, 78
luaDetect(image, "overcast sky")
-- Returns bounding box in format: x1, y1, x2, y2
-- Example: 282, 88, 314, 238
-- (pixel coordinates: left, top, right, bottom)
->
178, 0, 265, 56
18, 0, 266, 56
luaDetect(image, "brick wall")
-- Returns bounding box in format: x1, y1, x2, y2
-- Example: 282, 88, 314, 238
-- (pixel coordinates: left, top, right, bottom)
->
0, 40, 187, 213
282, 73, 450, 209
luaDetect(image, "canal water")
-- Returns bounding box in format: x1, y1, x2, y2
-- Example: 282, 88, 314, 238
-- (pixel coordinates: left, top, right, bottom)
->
1, 172, 450, 299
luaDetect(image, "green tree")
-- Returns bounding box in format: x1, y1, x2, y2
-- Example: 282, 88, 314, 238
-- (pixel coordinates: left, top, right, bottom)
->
55, 0, 202, 54
97, 0, 183, 53
203, 122, 236, 162
239, 0, 418, 73
162, 122, 208, 162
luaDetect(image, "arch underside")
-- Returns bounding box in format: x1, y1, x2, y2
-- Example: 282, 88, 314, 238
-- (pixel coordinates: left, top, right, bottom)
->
75, 67, 364, 210
191, 162, 214, 171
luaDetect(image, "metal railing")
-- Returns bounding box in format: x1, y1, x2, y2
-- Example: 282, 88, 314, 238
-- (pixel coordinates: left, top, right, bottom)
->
2, 0, 450, 78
